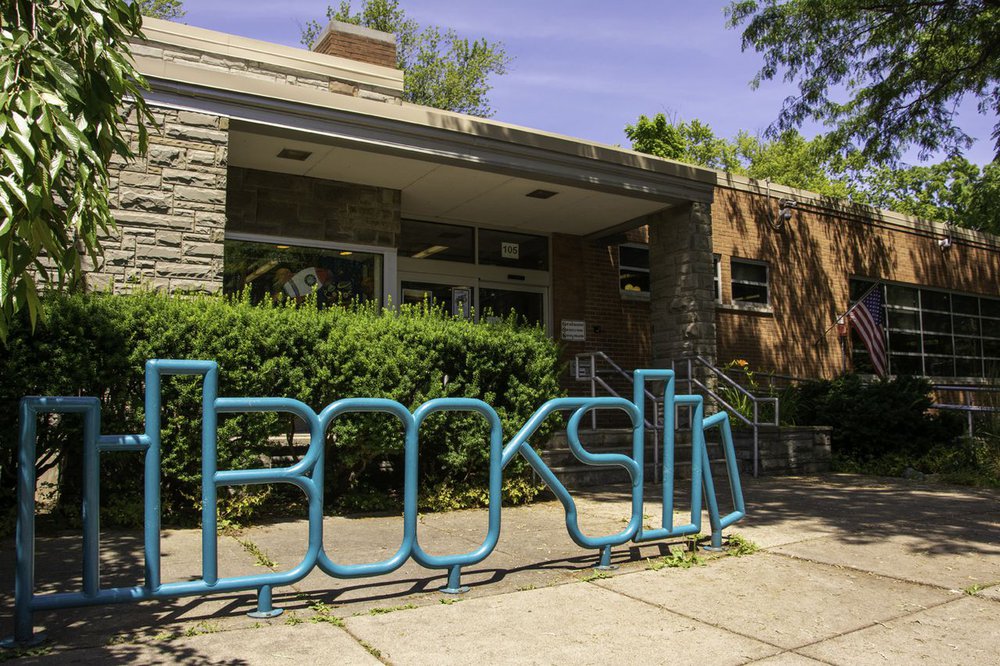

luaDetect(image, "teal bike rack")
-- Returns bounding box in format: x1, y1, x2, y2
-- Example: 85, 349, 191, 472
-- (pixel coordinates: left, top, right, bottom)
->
4, 361, 745, 646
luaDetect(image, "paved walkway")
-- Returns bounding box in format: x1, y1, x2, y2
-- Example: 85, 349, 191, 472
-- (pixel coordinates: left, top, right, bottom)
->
1, 474, 998, 664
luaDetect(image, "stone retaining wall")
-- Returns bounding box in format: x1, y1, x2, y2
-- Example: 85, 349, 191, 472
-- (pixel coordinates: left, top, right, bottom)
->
733, 425, 832, 476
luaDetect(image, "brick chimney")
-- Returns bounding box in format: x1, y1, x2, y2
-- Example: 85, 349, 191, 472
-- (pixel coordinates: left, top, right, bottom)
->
311, 20, 397, 69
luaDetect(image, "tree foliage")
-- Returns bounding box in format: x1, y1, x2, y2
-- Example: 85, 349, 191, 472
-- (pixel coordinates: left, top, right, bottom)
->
302, 0, 510, 117
625, 113, 854, 196
135, 0, 185, 20
625, 113, 1000, 233
0, 0, 153, 342
726, 0, 1000, 163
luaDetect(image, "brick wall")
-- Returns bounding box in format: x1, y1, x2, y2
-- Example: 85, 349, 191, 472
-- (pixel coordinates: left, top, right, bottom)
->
712, 186, 1000, 378
312, 22, 397, 69
226, 167, 400, 248
552, 228, 652, 395
88, 107, 228, 293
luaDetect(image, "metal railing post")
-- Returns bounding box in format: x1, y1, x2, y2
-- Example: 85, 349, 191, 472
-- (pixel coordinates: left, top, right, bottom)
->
590, 354, 597, 431
753, 402, 760, 478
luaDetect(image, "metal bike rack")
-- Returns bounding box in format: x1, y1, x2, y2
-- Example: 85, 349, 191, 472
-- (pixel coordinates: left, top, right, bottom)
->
4, 360, 745, 646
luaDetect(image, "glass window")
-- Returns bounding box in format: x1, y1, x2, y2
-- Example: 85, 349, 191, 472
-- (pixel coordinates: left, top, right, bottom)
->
955, 357, 983, 377
983, 318, 1000, 338
926, 356, 955, 377
952, 294, 979, 315
886, 284, 919, 308
477, 228, 549, 270
889, 354, 923, 375
619, 244, 650, 297
981, 298, 1000, 318
954, 337, 982, 357
886, 310, 920, 331
224, 239, 382, 307
850, 279, 877, 301
399, 219, 474, 263
890, 332, 922, 354
401, 281, 473, 318
921, 312, 952, 334
921, 289, 951, 312
954, 315, 980, 336
479, 287, 544, 327
731, 259, 769, 305
850, 277, 1000, 379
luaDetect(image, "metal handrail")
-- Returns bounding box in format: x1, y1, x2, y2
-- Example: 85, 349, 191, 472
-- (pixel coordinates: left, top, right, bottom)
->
573, 352, 661, 429
930, 383, 1000, 437
675, 356, 781, 478
574, 352, 783, 479
573, 352, 665, 482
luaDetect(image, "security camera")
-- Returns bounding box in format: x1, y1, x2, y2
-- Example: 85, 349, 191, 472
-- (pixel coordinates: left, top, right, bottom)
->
938, 237, 952, 251
778, 199, 796, 221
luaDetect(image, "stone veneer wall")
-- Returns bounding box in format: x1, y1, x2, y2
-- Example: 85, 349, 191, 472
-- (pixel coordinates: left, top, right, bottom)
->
226, 167, 400, 248
131, 40, 401, 104
649, 202, 718, 366
733, 426, 833, 475
90, 106, 228, 293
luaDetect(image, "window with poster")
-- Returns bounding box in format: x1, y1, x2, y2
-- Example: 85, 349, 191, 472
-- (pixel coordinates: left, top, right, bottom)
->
223, 237, 384, 307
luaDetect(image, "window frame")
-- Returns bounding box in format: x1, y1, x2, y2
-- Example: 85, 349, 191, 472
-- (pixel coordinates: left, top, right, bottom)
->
224, 231, 398, 307
849, 277, 1000, 379
618, 242, 651, 300
730, 257, 770, 307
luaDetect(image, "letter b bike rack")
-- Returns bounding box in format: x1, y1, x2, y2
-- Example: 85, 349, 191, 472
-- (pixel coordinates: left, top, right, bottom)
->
4, 361, 745, 646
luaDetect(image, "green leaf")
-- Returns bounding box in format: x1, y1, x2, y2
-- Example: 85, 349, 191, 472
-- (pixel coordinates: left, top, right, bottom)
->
8, 113, 36, 161
22, 273, 41, 331
2, 147, 25, 179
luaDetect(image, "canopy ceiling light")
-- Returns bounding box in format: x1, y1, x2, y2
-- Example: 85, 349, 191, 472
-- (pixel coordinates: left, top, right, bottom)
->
276, 148, 312, 161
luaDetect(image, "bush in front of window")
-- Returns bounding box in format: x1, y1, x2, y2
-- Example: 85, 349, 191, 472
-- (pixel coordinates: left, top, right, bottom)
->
0, 291, 562, 529
794, 374, 964, 463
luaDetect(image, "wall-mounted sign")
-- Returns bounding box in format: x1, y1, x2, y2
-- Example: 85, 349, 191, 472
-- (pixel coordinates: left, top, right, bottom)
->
501, 242, 520, 260
561, 319, 586, 342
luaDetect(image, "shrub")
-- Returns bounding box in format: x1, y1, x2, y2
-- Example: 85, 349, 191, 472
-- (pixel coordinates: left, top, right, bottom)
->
0, 291, 563, 527
794, 373, 963, 461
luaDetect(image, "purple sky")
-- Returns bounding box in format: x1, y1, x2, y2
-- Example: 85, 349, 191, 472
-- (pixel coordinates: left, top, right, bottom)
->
176, 0, 995, 166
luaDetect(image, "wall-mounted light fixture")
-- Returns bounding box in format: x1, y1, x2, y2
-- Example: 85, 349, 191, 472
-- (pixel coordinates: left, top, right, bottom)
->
774, 199, 796, 229
938, 222, 956, 253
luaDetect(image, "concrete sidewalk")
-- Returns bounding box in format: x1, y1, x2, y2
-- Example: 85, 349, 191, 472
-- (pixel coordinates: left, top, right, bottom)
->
1, 474, 998, 664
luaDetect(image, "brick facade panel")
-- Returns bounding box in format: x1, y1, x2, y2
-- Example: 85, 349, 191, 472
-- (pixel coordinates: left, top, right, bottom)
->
712, 187, 1000, 378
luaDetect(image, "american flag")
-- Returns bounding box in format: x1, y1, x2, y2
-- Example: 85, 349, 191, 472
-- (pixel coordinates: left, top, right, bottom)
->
849, 286, 887, 376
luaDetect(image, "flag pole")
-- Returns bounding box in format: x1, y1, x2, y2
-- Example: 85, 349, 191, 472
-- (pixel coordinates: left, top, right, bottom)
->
813, 280, 883, 346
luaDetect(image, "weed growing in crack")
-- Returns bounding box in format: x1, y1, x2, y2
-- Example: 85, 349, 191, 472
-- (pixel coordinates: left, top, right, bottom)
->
726, 533, 760, 557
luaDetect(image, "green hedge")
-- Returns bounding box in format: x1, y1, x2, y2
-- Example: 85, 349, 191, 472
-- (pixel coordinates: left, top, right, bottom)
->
794, 374, 963, 461
0, 292, 564, 528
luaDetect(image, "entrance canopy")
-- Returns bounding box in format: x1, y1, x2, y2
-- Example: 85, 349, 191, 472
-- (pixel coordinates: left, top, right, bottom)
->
136, 23, 715, 237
